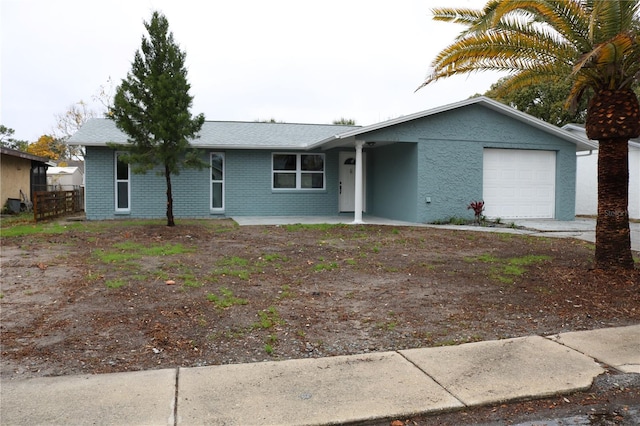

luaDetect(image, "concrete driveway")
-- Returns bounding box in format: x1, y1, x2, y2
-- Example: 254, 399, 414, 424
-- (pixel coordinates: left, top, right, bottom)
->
511, 218, 640, 252
233, 216, 639, 252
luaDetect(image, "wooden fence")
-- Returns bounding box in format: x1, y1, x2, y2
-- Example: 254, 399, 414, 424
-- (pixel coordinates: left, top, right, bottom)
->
33, 189, 84, 222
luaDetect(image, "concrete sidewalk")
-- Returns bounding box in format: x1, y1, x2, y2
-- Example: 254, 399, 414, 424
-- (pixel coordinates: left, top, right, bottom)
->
2, 325, 638, 426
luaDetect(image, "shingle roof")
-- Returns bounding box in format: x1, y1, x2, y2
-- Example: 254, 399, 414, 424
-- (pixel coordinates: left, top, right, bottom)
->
0, 146, 55, 164
67, 119, 361, 150
68, 97, 600, 152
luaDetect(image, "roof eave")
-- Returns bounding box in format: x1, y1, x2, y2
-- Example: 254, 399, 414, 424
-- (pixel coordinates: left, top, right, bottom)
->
77, 141, 312, 150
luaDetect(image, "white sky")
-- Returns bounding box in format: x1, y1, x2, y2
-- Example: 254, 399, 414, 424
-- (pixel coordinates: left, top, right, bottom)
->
1, 0, 501, 142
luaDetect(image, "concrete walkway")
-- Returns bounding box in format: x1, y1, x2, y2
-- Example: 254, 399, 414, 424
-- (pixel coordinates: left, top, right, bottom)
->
2, 325, 638, 425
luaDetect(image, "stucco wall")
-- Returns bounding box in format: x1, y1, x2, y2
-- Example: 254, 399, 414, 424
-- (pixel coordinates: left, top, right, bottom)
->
358, 104, 577, 222
366, 143, 418, 222
1, 155, 31, 208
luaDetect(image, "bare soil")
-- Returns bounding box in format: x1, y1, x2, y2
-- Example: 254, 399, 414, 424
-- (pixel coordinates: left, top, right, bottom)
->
1, 218, 638, 423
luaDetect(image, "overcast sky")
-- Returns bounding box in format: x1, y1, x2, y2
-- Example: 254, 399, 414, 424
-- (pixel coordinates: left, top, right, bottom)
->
1, 0, 500, 142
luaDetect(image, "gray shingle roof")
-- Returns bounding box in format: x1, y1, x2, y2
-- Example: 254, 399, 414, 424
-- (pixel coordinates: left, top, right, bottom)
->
68, 97, 600, 152
67, 118, 361, 150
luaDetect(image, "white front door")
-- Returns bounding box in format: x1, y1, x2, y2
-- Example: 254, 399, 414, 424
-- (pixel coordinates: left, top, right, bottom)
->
339, 151, 366, 212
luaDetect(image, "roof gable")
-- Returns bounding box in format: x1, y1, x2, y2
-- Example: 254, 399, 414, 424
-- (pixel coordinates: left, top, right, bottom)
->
313, 97, 598, 151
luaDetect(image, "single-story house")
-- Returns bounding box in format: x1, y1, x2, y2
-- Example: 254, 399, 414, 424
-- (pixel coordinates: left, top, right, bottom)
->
47, 166, 84, 190
0, 147, 53, 212
563, 124, 640, 220
67, 96, 597, 223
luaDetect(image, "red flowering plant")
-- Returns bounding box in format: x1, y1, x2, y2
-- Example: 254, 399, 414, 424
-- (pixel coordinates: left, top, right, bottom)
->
467, 200, 485, 224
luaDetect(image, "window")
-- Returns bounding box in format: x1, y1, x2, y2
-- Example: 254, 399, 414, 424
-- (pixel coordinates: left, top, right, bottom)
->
211, 152, 224, 211
115, 152, 130, 212
272, 153, 324, 190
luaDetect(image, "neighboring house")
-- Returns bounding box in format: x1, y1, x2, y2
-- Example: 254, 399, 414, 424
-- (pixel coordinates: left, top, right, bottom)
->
67, 96, 596, 223
47, 166, 84, 190
563, 124, 640, 220
0, 147, 53, 212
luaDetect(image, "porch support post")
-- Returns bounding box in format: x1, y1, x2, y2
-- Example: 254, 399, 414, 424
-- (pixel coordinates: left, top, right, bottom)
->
353, 140, 365, 224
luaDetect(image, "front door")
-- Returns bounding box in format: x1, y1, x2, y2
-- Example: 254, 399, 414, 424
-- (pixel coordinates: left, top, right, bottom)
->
339, 151, 366, 212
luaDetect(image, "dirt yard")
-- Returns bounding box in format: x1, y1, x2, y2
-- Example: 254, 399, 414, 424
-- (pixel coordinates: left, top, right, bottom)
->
2, 218, 640, 424
1, 217, 638, 384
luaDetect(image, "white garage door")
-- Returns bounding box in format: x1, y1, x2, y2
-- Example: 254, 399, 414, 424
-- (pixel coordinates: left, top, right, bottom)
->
483, 149, 556, 219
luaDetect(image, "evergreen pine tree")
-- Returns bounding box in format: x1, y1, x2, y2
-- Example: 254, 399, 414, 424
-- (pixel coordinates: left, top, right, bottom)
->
110, 11, 205, 226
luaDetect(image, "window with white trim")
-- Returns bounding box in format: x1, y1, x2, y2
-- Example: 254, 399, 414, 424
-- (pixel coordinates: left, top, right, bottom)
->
210, 152, 224, 211
272, 153, 325, 190
115, 152, 130, 212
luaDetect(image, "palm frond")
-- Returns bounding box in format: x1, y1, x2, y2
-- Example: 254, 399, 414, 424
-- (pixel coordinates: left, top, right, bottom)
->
419, 0, 640, 104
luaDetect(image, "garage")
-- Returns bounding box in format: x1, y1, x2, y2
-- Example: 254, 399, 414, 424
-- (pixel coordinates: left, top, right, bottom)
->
483, 148, 556, 219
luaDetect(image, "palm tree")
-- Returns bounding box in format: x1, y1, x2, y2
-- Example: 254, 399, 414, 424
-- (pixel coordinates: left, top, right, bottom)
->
418, 0, 640, 270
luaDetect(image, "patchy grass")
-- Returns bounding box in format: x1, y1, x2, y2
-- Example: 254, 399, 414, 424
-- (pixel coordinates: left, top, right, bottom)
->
252, 306, 284, 329
277, 284, 294, 299
312, 261, 339, 272
262, 253, 288, 263
94, 242, 192, 264
105, 279, 126, 289
283, 223, 346, 232
206, 287, 248, 309
0, 221, 86, 238
469, 253, 553, 283
211, 256, 253, 280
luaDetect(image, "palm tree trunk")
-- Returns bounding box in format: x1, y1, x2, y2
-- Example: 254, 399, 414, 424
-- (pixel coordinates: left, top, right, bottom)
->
595, 138, 632, 269
586, 89, 639, 270
165, 165, 175, 227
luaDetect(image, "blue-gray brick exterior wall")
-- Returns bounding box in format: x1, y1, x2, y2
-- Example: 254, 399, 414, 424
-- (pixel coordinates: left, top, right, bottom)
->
84, 147, 342, 220
83, 103, 577, 222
